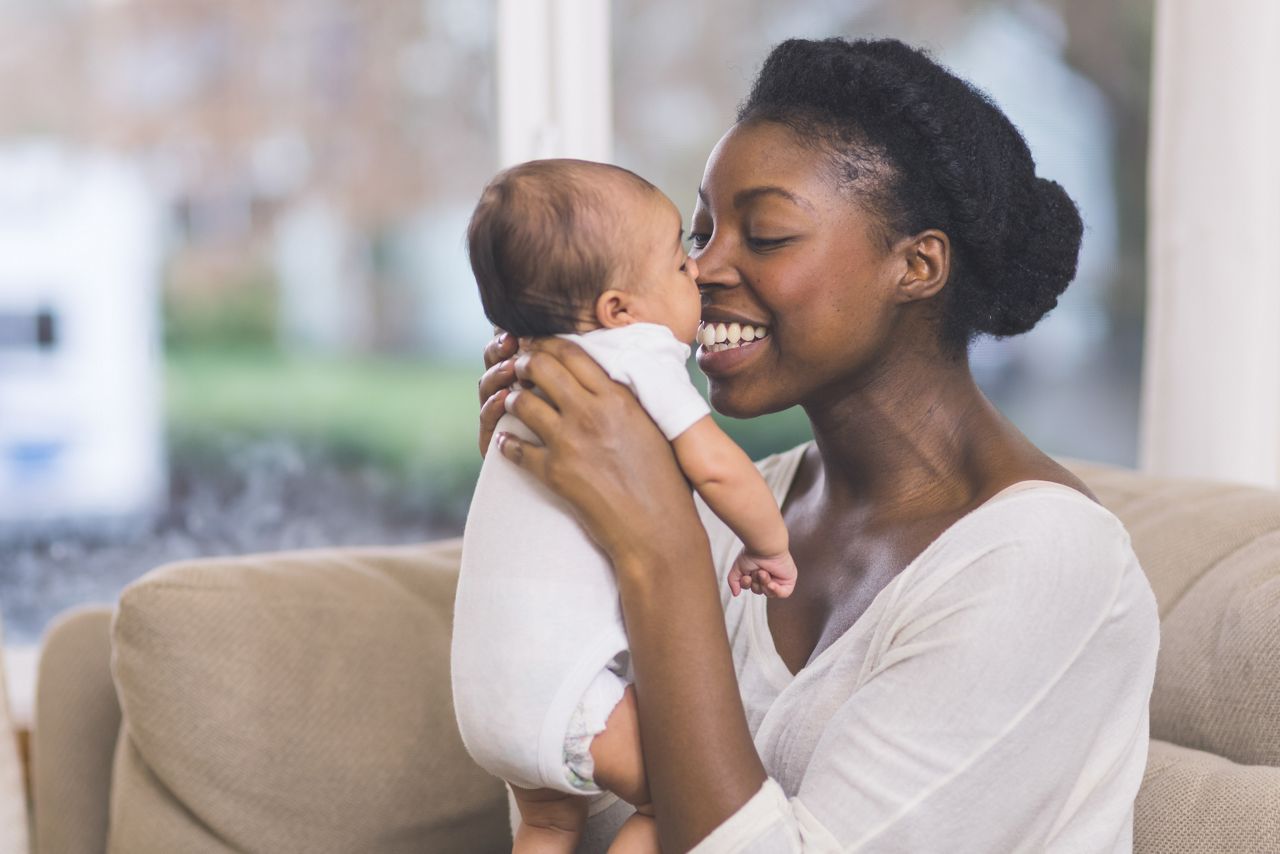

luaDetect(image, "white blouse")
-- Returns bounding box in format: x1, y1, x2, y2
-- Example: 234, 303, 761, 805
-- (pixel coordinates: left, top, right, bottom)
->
582, 443, 1160, 853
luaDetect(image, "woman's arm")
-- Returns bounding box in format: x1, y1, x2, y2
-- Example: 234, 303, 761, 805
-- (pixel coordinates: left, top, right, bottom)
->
498, 338, 768, 852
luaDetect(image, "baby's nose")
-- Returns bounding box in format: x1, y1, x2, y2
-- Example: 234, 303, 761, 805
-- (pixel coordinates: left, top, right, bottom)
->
686, 256, 700, 279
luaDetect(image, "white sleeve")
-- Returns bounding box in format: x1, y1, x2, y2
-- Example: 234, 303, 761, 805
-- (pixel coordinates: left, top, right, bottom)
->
689, 510, 1157, 853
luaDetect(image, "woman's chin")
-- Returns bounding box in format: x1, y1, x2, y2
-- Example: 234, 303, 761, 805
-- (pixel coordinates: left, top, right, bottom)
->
707, 383, 791, 420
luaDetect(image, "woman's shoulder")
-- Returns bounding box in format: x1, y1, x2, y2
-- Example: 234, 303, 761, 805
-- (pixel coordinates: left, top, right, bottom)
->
901, 480, 1149, 627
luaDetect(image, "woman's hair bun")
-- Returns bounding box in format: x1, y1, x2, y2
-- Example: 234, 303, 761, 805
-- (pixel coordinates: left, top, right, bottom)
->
975, 177, 1084, 338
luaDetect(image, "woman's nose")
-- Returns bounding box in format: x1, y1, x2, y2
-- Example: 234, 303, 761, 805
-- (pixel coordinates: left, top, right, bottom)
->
693, 241, 737, 291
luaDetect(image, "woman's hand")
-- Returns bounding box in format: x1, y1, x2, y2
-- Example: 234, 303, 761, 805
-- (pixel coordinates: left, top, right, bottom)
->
495, 337, 708, 567
477, 331, 519, 456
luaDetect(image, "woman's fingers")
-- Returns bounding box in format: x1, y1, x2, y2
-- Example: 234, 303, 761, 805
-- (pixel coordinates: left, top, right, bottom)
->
478, 387, 510, 457
496, 432, 548, 479
513, 348, 598, 411
505, 388, 561, 443
526, 338, 616, 396
477, 332, 520, 457
478, 355, 517, 406
483, 331, 517, 371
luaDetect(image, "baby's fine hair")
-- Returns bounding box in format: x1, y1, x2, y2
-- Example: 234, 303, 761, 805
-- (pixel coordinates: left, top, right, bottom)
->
467, 158, 658, 337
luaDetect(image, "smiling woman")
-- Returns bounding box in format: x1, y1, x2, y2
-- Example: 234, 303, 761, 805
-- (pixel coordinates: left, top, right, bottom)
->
478, 36, 1158, 853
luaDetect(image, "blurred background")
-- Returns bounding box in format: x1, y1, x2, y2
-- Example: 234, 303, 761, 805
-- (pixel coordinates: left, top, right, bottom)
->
0, 0, 1152, 644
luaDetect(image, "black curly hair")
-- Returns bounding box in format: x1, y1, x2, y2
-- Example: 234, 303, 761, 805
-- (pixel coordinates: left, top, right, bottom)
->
738, 38, 1083, 354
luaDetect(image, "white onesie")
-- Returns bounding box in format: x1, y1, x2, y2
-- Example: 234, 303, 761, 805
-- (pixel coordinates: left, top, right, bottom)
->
451, 322, 710, 794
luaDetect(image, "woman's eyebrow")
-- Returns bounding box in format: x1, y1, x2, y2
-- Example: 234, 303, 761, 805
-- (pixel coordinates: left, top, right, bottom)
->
694, 185, 814, 211
733, 186, 814, 210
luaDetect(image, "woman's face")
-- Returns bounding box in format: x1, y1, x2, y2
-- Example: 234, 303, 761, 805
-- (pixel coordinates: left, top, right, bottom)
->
690, 120, 905, 417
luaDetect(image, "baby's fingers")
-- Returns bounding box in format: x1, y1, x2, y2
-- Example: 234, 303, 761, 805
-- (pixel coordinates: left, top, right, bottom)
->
765, 577, 795, 599
728, 567, 744, 597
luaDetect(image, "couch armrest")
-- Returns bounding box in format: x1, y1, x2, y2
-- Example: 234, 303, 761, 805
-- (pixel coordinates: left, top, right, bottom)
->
33, 605, 120, 854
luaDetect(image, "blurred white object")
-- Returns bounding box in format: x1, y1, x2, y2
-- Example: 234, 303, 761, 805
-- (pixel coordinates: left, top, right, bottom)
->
1141, 0, 1280, 488
273, 197, 369, 354
497, 0, 612, 166
0, 143, 165, 532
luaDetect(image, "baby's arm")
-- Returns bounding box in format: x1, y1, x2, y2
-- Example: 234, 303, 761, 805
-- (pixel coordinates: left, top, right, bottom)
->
671, 416, 797, 597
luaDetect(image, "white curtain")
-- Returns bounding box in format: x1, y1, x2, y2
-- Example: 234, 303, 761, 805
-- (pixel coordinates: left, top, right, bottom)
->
1141, 0, 1280, 487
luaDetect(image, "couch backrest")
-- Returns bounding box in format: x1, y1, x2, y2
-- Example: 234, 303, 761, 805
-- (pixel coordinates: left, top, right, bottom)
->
1067, 459, 1280, 768
108, 538, 509, 854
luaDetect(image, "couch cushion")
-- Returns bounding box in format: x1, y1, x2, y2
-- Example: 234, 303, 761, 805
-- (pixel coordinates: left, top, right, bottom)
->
1135, 739, 1280, 854
1066, 460, 1280, 767
108, 539, 509, 854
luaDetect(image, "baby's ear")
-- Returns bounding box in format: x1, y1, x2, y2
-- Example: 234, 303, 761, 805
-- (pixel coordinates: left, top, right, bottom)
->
595, 289, 635, 328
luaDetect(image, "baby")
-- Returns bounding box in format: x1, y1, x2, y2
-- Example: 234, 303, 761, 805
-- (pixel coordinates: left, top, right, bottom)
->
451, 159, 797, 853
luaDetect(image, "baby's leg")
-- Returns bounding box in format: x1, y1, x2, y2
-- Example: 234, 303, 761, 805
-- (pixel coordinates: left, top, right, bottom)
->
591, 686, 661, 854
590, 684, 648, 804
511, 784, 589, 854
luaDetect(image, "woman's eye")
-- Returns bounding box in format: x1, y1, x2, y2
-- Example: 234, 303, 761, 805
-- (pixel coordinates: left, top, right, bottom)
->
686, 232, 711, 250
747, 236, 790, 251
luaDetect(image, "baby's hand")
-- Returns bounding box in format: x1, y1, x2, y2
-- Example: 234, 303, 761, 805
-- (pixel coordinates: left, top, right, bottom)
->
728, 549, 798, 598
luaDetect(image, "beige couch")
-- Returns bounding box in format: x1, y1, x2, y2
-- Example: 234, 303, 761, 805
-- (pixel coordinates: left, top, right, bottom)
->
29, 460, 1280, 853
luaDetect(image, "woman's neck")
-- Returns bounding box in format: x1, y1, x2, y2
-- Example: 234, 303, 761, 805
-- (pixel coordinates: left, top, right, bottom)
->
801, 351, 1010, 516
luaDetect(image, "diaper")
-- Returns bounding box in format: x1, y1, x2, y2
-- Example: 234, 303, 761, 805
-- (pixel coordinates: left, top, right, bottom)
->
562, 660, 629, 793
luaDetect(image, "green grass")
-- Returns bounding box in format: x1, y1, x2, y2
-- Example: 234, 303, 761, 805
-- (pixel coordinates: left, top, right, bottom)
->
165, 349, 813, 491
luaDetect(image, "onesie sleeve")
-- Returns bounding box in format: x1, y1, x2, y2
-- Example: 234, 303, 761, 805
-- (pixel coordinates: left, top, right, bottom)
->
689, 497, 1159, 853
608, 348, 710, 441
599, 348, 711, 445
564, 325, 711, 441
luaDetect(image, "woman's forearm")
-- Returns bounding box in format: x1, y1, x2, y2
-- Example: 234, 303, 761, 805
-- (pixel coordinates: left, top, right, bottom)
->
613, 529, 768, 852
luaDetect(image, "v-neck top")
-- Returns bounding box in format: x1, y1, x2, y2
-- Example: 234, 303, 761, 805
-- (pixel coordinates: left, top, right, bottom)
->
682, 442, 1160, 853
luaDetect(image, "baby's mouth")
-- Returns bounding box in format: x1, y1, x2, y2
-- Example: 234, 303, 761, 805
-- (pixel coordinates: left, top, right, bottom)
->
697, 321, 770, 353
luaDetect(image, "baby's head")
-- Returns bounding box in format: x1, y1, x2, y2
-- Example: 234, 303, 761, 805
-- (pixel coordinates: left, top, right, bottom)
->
467, 159, 701, 343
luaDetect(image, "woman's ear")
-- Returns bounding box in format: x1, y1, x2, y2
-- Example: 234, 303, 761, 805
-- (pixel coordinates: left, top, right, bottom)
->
895, 230, 950, 303
595, 289, 635, 329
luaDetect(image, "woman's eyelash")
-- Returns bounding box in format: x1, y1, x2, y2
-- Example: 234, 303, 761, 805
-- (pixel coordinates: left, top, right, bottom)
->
686, 233, 711, 249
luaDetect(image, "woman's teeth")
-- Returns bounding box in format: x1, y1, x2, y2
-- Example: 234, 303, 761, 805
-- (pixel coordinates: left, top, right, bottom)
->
698, 321, 769, 352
